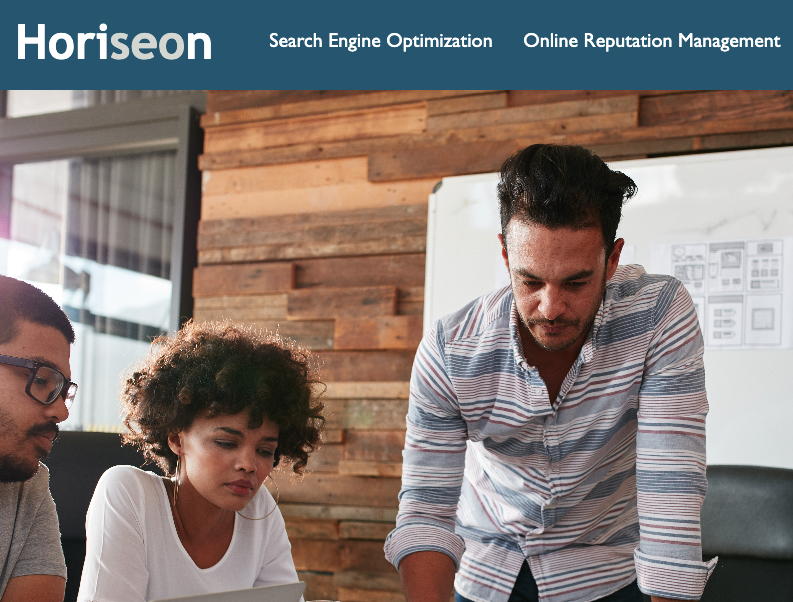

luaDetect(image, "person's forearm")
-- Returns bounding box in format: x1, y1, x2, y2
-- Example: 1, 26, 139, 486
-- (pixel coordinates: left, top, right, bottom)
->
651, 597, 679, 602
399, 550, 456, 602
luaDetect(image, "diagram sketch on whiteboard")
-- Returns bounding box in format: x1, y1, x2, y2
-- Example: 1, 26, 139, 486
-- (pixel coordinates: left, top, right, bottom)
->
650, 238, 789, 349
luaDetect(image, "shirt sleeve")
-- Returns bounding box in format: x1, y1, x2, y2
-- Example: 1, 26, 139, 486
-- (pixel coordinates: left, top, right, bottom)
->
9, 466, 67, 580
384, 323, 468, 571
77, 467, 150, 602
634, 280, 717, 600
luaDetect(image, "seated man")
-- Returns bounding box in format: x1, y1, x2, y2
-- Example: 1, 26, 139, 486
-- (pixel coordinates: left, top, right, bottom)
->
385, 145, 716, 601
0, 275, 76, 602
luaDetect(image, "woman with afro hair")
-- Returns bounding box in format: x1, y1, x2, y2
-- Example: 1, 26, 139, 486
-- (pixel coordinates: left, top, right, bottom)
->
77, 320, 324, 602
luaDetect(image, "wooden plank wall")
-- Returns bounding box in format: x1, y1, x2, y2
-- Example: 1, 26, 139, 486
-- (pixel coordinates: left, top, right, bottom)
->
195, 90, 793, 601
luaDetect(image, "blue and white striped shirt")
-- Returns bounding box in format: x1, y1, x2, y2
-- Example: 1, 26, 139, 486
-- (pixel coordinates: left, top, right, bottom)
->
385, 265, 717, 602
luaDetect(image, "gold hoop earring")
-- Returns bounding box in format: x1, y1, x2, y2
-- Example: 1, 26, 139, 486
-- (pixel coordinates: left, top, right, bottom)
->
172, 456, 181, 508
237, 474, 279, 521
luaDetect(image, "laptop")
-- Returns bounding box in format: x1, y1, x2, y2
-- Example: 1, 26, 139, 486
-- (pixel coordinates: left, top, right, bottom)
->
150, 581, 306, 602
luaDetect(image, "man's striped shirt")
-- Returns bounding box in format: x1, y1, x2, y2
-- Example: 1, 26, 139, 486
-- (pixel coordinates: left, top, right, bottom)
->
384, 265, 717, 602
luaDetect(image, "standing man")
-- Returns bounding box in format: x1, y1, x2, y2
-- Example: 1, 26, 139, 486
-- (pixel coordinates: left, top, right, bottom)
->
0, 275, 75, 602
385, 145, 716, 602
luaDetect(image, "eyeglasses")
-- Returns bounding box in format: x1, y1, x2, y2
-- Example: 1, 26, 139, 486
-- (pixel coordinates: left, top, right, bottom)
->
0, 354, 77, 409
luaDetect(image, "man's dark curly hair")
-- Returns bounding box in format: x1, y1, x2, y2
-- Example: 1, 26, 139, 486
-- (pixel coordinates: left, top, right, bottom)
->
121, 320, 324, 477
498, 144, 637, 258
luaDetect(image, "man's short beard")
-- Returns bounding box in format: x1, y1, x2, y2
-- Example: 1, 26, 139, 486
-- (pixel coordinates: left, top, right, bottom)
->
0, 455, 40, 483
521, 314, 589, 352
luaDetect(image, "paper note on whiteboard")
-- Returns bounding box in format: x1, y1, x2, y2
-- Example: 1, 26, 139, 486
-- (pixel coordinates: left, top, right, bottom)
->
650, 238, 793, 348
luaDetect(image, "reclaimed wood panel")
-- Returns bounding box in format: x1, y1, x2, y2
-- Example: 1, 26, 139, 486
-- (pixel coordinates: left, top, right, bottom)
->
338, 460, 403, 477
298, 572, 337, 602
334, 570, 401, 591
200, 110, 637, 173
323, 381, 410, 399
339, 521, 397, 541
284, 517, 340, 540
193, 294, 288, 309
398, 286, 425, 316
369, 140, 514, 182
338, 587, 404, 602
323, 398, 409, 430
204, 104, 427, 154
294, 254, 426, 289
334, 316, 423, 350
192, 263, 294, 297
321, 429, 345, 444
368, 111, 638, 181
201, 178, 437, 220
287, 286, 397, 319
426, 92, 507, 116
206, 90, 366, 113
199, 203, 427, 241
305, 443, 343, 472
344, 431, 406, 463
201, 157, 368, 196
315, 350, 415, 382
426, 95, 638, 131
203, 90, 494, 127
279, 503, 398, 522
508, 90, 680, 107
272, 473, 401, 507
639, 90, 793, 127
198, 221, 427, 264
547, 111, 793, 148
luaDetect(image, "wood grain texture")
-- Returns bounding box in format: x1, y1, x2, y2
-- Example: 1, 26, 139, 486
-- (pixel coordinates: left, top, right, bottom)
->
201, 157, 368, 196
199, 203, 427, 239
287, 286, 397, 319
323, 381, 410, 399
200, 110, 637, 173
426, 92, 508, 116
305, 443, 343, 472
298, 571, 337, 602
204, 103, 427, 154
271, 473, 402, 507
323, 398, 409, 430
334, 316, 423, 350
292, 539, 397, 573
203, 90, 494, 126
284, 517, 340, 540
315, 350, 415, 382
344, 430, 406, 463
206, 90, 366, 113
426, 95, 638, 131
334, 570, 401, 591
294, 254, 426, 289
639, 90, 793, 127
337, 587, 404, 602
197, 215, 427, 263
192, 263, 294, 297
201, 178, 437, 220
507, 90, 681, 107
278, 503, 398, 522
338, 460, 403, 477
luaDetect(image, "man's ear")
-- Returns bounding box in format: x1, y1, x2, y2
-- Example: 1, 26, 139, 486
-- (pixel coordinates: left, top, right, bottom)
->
606, 238, 625, 280
167, 431, 183, 456
498, 233, 509, 271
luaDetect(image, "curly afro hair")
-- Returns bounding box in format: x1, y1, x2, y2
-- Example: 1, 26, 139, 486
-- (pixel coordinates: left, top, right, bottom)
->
121, 320, 324, 476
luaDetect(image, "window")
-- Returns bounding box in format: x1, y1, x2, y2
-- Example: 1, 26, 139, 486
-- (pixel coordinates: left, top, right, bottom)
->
0, 90, 205, 430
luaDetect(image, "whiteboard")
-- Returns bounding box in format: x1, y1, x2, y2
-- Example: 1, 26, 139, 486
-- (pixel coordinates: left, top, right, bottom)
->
425, 147, 793, 469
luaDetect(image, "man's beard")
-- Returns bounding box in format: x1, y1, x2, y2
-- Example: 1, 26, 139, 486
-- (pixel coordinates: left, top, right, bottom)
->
0, 421, 58, 483
0, 454, 40, 482
518, 279, 606, 352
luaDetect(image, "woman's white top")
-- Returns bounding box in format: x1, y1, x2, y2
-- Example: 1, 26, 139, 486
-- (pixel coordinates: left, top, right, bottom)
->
77, 465, 300, 602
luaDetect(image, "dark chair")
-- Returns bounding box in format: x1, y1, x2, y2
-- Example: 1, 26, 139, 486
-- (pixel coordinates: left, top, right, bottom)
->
43, 431, 161, 602
700, 465, 793, 601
